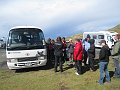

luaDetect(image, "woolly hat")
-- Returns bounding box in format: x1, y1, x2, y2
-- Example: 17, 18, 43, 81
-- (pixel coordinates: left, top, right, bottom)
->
87, 34, 91, 38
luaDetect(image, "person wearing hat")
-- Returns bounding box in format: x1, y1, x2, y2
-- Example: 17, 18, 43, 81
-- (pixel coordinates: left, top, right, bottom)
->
88, 39, 95, 71
97, 40, 111, 85
83, 34, 91, 66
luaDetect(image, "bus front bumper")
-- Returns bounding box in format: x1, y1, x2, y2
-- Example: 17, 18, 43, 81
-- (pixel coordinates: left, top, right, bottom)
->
7, 59, 47, 70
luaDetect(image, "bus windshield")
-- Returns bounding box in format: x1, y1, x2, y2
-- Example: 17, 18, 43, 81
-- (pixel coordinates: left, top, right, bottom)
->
7, 28, 45, 50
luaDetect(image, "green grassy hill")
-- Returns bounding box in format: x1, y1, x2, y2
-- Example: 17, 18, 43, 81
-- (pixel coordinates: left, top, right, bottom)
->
66, 33, 83, 41
108, 24, 120, 33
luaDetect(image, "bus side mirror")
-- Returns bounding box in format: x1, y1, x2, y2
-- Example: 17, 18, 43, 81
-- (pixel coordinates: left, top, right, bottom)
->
42, 40, 46, 45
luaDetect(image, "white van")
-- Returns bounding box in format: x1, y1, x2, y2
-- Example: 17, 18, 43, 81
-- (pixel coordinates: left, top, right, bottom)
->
83, 31, 118, 49
6, 26, 47, 69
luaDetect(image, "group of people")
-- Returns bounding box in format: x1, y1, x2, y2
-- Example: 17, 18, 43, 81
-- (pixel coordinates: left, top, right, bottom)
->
46, 37, 83, 74
46, 34, 120, 85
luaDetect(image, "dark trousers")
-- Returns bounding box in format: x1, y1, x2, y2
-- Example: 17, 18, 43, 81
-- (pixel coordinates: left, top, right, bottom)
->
63, 51, 67, 61
75, 60, 82, 74
49, 50, 55, 64
113, 58, 120, 77
89, 57, 95, 71
84, 51, 88, 66
54, 56, 63, 72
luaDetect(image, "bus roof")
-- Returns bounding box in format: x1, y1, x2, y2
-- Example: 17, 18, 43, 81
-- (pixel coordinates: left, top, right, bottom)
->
83, 31, 117, 34
10, 26, 41, 30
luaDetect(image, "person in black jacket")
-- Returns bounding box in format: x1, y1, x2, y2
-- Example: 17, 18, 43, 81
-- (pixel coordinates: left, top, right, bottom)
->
54, 36, 64, 72
46, 38, 52, 65
88, 39, 95, 71
97, 40, 111, 85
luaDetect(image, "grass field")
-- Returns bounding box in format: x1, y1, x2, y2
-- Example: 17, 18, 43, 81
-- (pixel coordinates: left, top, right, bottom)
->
0, 57, 120, 90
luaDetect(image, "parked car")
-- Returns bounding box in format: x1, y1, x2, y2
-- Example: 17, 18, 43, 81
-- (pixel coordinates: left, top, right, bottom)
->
0, 39, 6, 48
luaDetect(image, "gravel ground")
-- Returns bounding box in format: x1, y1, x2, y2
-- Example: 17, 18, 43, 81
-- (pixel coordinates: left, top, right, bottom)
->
0, 49, 8, 69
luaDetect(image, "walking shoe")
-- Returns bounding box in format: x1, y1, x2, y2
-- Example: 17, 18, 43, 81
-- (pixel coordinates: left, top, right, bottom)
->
75, 72, 79, 75
90, 68, 95, 72
113, 76, 120, 78
96, 81, 103, 85
106, 81, 110, 83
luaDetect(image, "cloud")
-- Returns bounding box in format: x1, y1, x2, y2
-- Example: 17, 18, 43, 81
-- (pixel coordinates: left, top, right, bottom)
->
75, 17, 120, 32
0, 0, 92, 25
0, 0, 120, 39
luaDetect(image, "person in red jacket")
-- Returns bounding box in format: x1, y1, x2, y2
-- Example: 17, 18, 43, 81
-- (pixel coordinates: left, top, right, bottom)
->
74, 38, 83, 75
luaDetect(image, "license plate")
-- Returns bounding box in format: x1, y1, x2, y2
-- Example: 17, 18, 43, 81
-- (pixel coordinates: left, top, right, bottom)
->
26, 62, 32, 66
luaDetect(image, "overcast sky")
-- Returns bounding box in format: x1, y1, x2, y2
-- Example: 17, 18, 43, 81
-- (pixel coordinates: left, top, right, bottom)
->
0, 0, 120, 39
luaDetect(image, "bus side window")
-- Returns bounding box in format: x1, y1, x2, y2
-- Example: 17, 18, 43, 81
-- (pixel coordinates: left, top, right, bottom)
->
107, 36, 114, 42
98, 35, 104, 39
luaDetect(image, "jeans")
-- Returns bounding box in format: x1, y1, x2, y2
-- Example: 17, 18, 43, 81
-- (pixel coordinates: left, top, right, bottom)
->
98, 62, 110, 84
113, 58, 120, 77
75, 60, 82, 74
54, 56, 63, 72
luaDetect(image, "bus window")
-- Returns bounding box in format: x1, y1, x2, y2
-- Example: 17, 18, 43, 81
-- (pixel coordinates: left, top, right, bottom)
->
98, 35, 104, 39
107, 36, 114, 42
7, 28, 45, 50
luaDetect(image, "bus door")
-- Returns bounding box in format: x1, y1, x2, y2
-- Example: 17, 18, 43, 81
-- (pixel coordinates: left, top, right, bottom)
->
92, 35, 97, 46
107, 36, 114, 48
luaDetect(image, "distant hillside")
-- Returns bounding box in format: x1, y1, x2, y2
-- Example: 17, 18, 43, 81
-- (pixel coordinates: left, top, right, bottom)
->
108, 24, 120, 33
66, 24, 120, 41
66, 33, 83, 41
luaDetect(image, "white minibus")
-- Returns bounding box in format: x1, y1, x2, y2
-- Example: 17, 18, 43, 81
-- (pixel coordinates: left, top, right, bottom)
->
6, 26, 47, 69
83, 31, 118, 49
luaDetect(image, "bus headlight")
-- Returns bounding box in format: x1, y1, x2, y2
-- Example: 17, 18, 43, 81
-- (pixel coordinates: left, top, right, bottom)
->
7, 59, 18, 63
